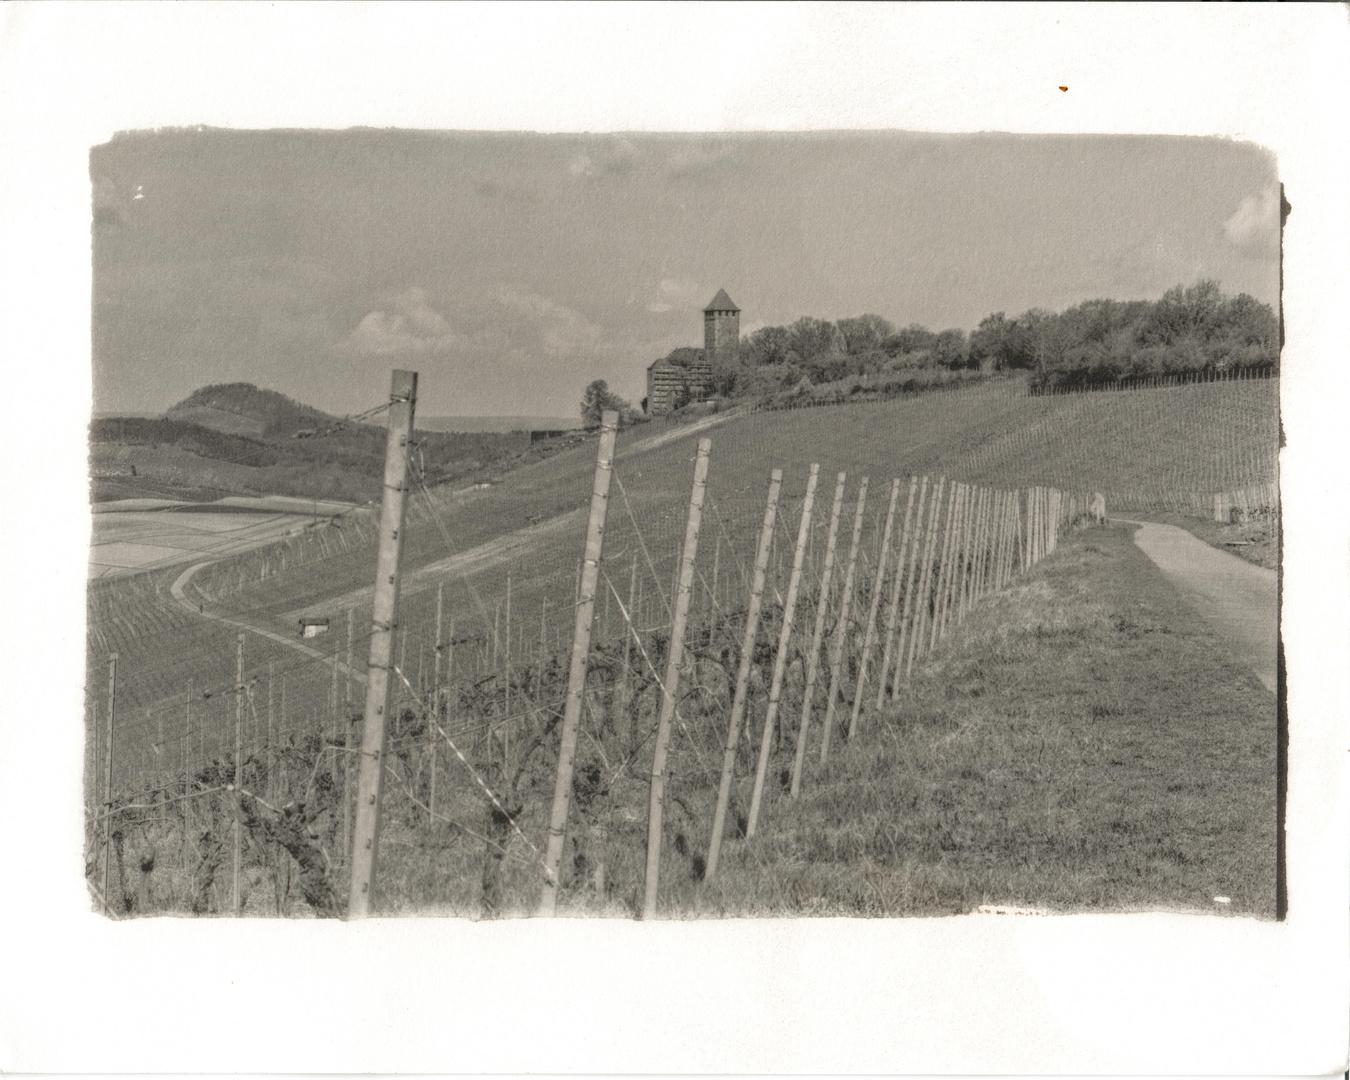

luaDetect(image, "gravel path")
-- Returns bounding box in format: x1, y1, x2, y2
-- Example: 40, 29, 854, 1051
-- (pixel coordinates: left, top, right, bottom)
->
1119, 519, 1278, 693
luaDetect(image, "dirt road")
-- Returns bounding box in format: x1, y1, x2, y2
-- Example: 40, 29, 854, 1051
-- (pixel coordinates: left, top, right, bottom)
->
170, 561, 369, 685
1121, 519, 1278, 693
286, 507, 586, 621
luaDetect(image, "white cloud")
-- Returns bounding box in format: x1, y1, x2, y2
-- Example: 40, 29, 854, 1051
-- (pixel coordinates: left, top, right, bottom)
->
339, 287, 458, 355
646, 277, 705, 313
493, 286, 602, 357
1223, 186, 1280, 255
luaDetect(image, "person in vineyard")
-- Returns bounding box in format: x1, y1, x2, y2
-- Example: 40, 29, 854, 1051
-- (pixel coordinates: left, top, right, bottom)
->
1091, 492, 1106, 525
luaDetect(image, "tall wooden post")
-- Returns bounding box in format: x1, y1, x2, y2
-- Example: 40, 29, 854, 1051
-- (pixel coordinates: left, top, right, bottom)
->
930, 481, 960, 650
619, 555, 636, 726
233, 632, 244, 917
998, 489, 1013, 589
641, 438, 712, 918
329, 652, 340, 787
266, 661, 275, 801
878, 477, 920, 707
970, 487, 988, 606
347, 369, 418, 919
848, 477, 900, 739
746, 464, 818, 838
819, 477, 869, 764
709, 536, 720, 640
102, 653, 117, 916
907, 477, 946, 679
706, 469, 783, 882
183, 686, 192, 875
430, 583, 443, 826
874, 477, 918, 712
504, 571, 512, 723
539, 410, 619, 916
890, 476, 930, 697
790, 472, 846, 798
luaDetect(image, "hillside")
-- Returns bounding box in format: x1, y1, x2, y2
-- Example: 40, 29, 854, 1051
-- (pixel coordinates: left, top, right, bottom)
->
85, 374, 1279, 920
89, 374, 1278, 719
167, 383, 332, 438
90, 384, 578, 504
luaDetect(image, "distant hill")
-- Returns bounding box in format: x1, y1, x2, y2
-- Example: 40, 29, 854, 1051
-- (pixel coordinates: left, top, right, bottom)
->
167, 383, 335, 439
90, 383, 581, 504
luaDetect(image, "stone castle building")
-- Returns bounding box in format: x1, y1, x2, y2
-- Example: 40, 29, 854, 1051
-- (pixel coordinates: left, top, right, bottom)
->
645, 289, 740, 414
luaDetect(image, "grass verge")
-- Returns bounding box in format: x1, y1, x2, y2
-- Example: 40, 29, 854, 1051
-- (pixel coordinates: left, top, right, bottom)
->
638, 522, 1276, 918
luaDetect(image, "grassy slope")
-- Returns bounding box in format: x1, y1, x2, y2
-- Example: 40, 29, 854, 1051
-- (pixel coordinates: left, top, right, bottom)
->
690, 524, 1276, 918
367, 523, 1275, 917
85, 379, 1279, 918
89, 378, 1279, 747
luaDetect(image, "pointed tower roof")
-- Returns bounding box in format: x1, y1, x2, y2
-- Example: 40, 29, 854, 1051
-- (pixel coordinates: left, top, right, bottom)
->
703, 288, 739, 313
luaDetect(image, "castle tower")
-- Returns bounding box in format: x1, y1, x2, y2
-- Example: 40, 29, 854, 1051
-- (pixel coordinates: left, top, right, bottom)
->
703, 289, 740, 370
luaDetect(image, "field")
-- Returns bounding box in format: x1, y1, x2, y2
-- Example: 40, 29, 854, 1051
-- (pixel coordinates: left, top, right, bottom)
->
83, 375, 1280, 918
89, 497, 364, 580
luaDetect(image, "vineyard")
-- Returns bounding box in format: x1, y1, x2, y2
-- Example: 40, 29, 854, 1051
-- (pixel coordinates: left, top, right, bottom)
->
83, 373, 1280, 917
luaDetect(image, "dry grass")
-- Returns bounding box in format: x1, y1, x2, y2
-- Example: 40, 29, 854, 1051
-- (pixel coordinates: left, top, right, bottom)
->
97, 522, 1276, 919
370, 523, 1275, 919
526, 523, 1276, 919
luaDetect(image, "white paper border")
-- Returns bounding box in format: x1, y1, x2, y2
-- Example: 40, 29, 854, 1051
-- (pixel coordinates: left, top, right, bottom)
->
0, 3, 1346, 1074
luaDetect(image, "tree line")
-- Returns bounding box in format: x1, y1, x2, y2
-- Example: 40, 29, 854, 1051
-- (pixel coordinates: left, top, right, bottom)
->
597, 278, 1279, 418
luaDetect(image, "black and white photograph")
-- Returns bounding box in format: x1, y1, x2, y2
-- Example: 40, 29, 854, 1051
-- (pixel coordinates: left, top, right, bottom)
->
86, 127, 1284, 921
2, 3, 1347, 1075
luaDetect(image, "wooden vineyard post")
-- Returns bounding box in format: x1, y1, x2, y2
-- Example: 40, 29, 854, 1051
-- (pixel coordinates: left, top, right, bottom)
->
943, 483, 970, 641
956, 485, 974, 622
984, 486, 997, 596
973, 487, 990, 605
705, 469, 783, 882
102, 653, 117, 916
330, 653, 340, 788
966, 486, 988, 612
790, 472, 846, 798
266, 661, 275, 801
1039, 487, 1048, 562
430, 584, 443, 826
1033, 486, 1042, 565
619, 555, 636, 722
233, 632, 244, 917
641, 438, 712, 918
347, 369, 418, 919
538, 410, 618, 916
953, 484, 973, 627
930, 482, 961, 648
709, 537, 720, 642
504, 571, 512, 723
889, 476, 930, 697
876, 476, 919, 710
1002, 489, 1014, 587
993, 488, 1004, 591
906, 477, 946, 679
183, 686, 192, 876
819, 477, 869, 764
1024, 488, 1035, 571
848, 477, 900, 739
746, 464, 819, 838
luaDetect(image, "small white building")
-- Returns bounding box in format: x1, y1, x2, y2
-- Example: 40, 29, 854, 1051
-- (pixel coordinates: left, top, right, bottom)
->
298, 616, 330, 639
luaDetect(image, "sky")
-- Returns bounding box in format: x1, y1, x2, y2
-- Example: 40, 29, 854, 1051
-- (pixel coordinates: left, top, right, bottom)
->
91, 129, 1280, 418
